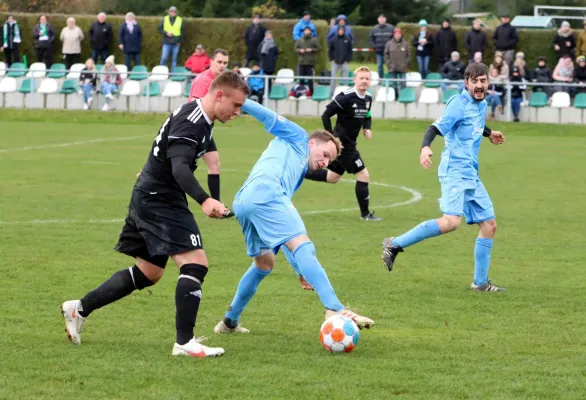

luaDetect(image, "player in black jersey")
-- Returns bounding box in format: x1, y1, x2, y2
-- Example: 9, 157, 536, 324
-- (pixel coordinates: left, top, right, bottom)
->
305, 66, 381, 221
61, 71, 249, 358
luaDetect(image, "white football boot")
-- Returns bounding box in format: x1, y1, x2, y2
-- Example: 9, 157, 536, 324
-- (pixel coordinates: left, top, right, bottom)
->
61, 300, 87, 344
213, 319, 250, 334
325, 308, 374, 329
172, 337, 224, 357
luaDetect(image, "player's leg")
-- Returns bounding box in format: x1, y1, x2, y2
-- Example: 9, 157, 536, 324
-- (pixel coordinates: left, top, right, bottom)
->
282, 246, 314, 290
350, 150, 380, 221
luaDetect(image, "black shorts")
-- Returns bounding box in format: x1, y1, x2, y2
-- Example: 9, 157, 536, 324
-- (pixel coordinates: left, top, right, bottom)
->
114, 189, 204, 268
327, 148, 366, 175
206, 137, 217, 153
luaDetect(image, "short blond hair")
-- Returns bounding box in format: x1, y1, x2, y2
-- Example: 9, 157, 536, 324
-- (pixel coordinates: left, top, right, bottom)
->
354, 66, 372, 76
310, 130, 343, 156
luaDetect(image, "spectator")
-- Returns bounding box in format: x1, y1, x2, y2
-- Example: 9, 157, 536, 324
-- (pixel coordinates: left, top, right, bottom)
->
118, 12, 142, 70
384, 28, 410, 95
510, 66, 526, 122
465, 19, 487, 63
489, 51, 510, 81
244, 14, 266, 67
327, 15, 354, 44
532, 56, 553, 95
553, 54, 575, 95
435, 18, 458, 68
440, 51, 466, 92
412, 19, 433, 79
1, 14, 22, 66
33, 15, 56, 67
292, 11, 317, 41
575, 55, 586, 94
158, 6, 184, 71
79, 58, 98, 110
231, 62, 242, 75
60, 17, 84, 69
289, 82, 310, 99
512, 52, 531, 80
553, 21, 575, 60
295, 26, 320, 95
100, 55, 121, 112
257, 30, 279, 90
486, 67, 504, 119
473, 51, 483, 64
247, 63, 265, 104
89, 12, 112, 64
369, 14, 394, 79
329, 26, 352, 96
185, 44, 210, 77
577, 19, 586, 58
493, 13, 518, 67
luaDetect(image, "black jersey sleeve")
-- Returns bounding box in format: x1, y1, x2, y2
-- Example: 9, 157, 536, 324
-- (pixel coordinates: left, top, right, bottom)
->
166, 111, 207, 159
171, 155, 210, 205
322, 93, 347, 133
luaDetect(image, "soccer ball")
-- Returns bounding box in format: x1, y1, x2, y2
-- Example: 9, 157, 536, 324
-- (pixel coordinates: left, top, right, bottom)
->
319, 315, 360, 353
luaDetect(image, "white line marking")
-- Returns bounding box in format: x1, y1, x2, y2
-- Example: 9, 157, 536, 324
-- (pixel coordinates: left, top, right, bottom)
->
80, 161, 121, 165
0, 135, 149, 154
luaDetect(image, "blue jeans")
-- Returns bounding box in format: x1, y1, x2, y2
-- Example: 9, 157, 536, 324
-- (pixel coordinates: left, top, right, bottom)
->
416, 56, 430, 79
511, 96, 523, 118
101, 82, 118, 104
486, 93, 502, 113
376, 53, 385, 79
160, 43, 180, 71
91, 49, 109, 64
441, 80, 465, 93
81, 83, 94, 104
389, 72, 406, 94
124, 52, 140, 69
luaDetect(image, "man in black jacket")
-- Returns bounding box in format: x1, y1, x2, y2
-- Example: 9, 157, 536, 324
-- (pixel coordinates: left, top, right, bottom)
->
33, 15, 56, 67
465, 19, 487, 63
89, 12, 112, 64
493, 14, 519, 67
329, 26, 353, 96
532, 56, 553, 95
244, 14, 266, 67
369, 14, 394, 79
257, 30, 278, 91
435, 18, 458, 69
440, 51, 465, 92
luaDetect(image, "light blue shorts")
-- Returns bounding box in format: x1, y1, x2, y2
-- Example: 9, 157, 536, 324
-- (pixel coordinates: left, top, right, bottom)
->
233, 180, 306, 257
439, 177, 495, 225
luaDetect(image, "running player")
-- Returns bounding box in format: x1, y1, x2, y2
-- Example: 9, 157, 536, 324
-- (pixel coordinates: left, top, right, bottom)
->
305, 66, 380, 221
61, 71, 249, 357
213, 99, 375, 334
381, 63, 507, 292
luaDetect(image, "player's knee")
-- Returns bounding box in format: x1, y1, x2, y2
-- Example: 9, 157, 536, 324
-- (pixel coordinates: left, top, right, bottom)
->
172, 250, 208, 269
356, 168, 369, 182
208, 159, 220, 174
439, 215, 461, 232
285, 234, 311, 253
254, 253, 275, 271
179, 263, 208, 285
481, 219, 497, 236
135, 260, 164, 285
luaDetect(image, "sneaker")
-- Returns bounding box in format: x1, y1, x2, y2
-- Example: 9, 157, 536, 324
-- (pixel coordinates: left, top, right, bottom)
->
381, 237, 403, 272
299, 275, 314, 290
105, 93, 113, 100
83, 103, 89, 110
223, 209, 235, 218
172, 337, 224, 357
514, 117, 520, 122
213, 319, 250, 334
471, 280, 507, 292
101, 104, 109, 112
326, 309, 374, 329
61, 300, 87, 345
361, 212, 382, 221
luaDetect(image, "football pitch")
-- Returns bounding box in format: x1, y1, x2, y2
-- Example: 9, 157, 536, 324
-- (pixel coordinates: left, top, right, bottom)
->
1, 109, 585, 399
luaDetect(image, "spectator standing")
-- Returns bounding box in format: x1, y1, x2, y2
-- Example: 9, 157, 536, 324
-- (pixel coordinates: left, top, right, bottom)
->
292, 11, 317, 41
412, 19, 433, 79
553, 21, 575, 60
295, 26, 321, 94
33, 15, 56, 67
532, 56, 553, 95
329, 26, 352, 96
384, 28, 410, 95
577, 19, 586, 58
79, 58, 98, 110
509, 66, 526, 122
574, 55, 586, 94
512, 52, 531, 79
118, 12, 142, 70
89, 12, 113, 64
552, 54, 575, 95
435, 18, 457, 69
100, 55, 121, 112
257, 30, 279, 90
247, 63, 265, 104
369, 14, 394, 79
493, 13, 518, 67
60, 18, 84, 69
489, 51, 510, 81
185, 44, 210, 75
440, 51, 466, 92
159, 6, 184, 71
465, 19, 487, 63
327, 15, 354, 44
244, 14, 266, 67
1, 14, 21, 66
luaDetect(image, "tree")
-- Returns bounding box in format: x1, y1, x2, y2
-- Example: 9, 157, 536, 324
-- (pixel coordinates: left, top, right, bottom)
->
253, 0, 286, 19
357, 0, 449, 25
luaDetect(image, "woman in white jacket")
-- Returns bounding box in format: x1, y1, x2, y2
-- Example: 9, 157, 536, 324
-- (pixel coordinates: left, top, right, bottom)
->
60, 18, 84, 69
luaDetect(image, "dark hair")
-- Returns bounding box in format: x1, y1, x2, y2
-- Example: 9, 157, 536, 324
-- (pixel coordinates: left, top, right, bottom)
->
310, 130, 343, 156
210, 48, 229, 60
465, 63, 489, 80
378, 14, 386, 18
209, 71, 250, 95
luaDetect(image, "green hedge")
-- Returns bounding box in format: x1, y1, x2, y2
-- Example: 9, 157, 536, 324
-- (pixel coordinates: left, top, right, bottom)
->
0, 13, 329, 72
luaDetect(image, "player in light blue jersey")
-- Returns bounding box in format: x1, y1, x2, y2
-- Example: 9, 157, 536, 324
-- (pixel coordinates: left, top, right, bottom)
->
381, 63, 507, 292
214, 99, 375, 334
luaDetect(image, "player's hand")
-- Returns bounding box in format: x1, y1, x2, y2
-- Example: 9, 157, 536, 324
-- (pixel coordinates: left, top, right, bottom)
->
488, 131, 505, 145
363, 129, 372, 139
420, 146, 433, 169
201, 198, 228, 219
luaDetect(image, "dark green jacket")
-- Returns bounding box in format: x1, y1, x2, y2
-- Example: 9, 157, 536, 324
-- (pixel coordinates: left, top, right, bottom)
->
295, 35, 321, 65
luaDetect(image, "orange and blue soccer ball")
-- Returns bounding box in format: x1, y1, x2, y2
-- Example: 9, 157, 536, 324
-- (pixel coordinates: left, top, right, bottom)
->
319, 315, 360, 353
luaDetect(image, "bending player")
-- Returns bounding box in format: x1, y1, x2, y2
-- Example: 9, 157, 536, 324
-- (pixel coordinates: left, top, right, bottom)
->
62, 72, 249, 357
381, 63, 506, 292
213, 99, 375, 334
305, 66, 380, 221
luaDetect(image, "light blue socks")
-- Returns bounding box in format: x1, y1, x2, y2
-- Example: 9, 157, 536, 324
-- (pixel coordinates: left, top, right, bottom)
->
282, 246, 302, 277
225, 263, 271, 322
473, 238, 493, 286
392, 219, 441, 249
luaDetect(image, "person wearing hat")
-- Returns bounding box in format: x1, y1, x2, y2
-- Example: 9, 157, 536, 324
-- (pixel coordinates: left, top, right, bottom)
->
553, 21, 575, 60
184, 44, 210, 78
295, 25, 321, 94
158, 6, 184, 71
574, 55, 586, 93
435, 18, 458, 69
1, 14, 22, 66
369, 14, 394, 79
384, 28, 410, 96
100, 55, 121, 112
244, 14, 266, 67
413, 19, 434, 79
465, 19, 487, 64
532, 56, 553, 95
577, 19, 586, 58
509, 66, 526, 122
512, 52, 531, 79
493, 13, 518, 67
118, 12, 142, 70
293, 11, 317, 41
440, 51, 466, 92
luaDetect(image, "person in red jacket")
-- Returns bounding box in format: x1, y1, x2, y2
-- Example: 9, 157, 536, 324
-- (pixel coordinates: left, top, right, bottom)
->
184, 44, 210, 75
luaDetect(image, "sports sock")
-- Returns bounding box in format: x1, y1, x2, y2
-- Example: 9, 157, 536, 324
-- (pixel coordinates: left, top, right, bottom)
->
79, 265, 153, 317
392, 219, 441, 249
175, 263, 208, 345
473, 238, 493, 286
208, 174, 220, 201
225, 263, 271, 322
304, 169, 328, 182
282, 246, 302, 277
355, 181, 370, 217
292, 242, 344, 311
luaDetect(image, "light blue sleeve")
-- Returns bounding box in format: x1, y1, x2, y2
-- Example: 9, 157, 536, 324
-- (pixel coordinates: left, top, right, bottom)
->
242, 99, 307, 143
432, 96, 462, 136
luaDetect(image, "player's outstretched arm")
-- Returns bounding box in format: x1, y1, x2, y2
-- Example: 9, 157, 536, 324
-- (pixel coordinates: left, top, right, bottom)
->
242, 99, 306, 142
483, 126, 505, 145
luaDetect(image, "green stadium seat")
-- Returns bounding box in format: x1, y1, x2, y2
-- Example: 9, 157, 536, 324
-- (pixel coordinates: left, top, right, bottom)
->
128, 65, 148, 81
96, 64, 104, 72
529, 91, 548, 108
573, 93, 586, 109
424, 72, 442, 88
397, 87, 416, 104
7, 62, 26, 78
442, 89, 459, 104
171, 66, 188, 82
342, 71, 354, 86
268, 85, 287, 100
17, 78, 37, 93
184, 81, 191, 97
311, 86, 330, 102
60, 79, 78, 95
142, 81, 161, 97
47, 63, 66, 79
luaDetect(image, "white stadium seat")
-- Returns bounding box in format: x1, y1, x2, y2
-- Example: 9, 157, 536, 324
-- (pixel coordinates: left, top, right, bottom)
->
115, 64, 128, 80
550, 91, 571, 108
406, 72, 422, 88
275, 68, 295, 85
162, 81, 182, 97
419, 88, 440, 104
0, 61, 6, 77
370, 71, 380, 87
26, 62, 47, 78
37, 78, 58, 94
149, 65, 169, 81
240, 67, 251, 77
375, 87, 395, 102
67, 63, 85, 80
332, 85, 350, 98
0, 76, 17, 92
121, 80, 141, 96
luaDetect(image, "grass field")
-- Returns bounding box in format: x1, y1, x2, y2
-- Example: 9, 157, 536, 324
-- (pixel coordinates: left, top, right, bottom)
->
1, 109, 585, 399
